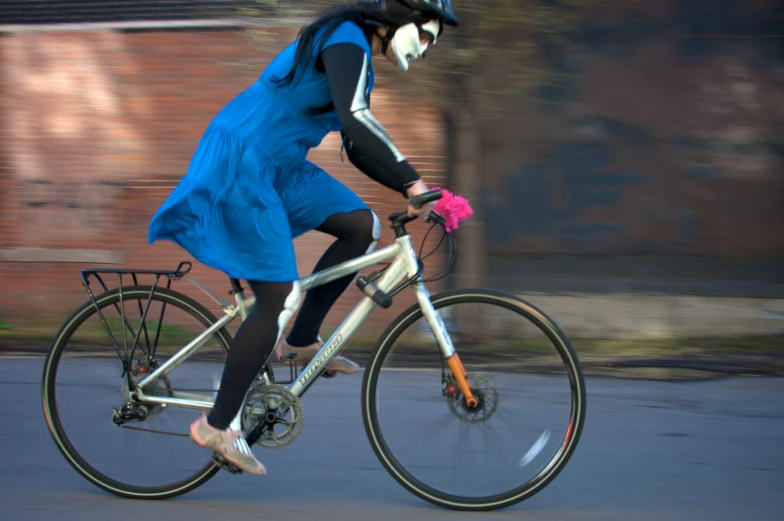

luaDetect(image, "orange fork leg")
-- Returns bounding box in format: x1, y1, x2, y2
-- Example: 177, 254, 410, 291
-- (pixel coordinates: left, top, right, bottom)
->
446, 353, 478, 408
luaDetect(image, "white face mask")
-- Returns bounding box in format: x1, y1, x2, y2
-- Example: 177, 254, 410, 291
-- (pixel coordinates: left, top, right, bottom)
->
389, 19, 440, 72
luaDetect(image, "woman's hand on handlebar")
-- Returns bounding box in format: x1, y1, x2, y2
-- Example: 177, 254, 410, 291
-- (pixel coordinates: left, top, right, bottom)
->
405, 179, 436, 219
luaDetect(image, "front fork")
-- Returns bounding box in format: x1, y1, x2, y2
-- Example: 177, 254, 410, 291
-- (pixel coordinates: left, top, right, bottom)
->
412, 283, 478, 408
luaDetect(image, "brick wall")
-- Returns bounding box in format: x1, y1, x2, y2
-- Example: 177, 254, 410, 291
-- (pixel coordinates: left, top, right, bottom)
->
477, 0, 784, 259
0, 26, 448, 337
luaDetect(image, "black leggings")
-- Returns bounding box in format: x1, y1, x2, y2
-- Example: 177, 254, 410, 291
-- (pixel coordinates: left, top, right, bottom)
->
207, 209, 377, 429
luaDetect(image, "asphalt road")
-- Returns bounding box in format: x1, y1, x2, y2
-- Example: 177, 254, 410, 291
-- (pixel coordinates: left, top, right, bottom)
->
2, 356, 783, 521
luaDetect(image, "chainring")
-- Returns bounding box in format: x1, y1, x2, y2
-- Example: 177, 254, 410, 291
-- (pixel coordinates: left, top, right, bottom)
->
241, 383, 304, 449
447, 374, 499, 424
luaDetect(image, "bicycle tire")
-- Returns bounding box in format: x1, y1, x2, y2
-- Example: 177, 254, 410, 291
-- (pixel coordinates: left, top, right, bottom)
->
41, 286, 236, 500
361, 288, 587, 511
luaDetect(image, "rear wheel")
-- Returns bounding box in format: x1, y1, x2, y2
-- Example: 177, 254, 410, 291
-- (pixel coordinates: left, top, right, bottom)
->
41, 286, 243, 499
361, 289, 586, 511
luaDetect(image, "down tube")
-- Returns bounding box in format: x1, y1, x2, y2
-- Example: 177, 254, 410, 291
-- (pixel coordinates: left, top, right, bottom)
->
288, 257, 410, 397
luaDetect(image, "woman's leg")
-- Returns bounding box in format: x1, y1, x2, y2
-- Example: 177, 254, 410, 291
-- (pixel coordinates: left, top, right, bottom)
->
273, 161, 381, 372
285, 209, 380, 347
209, 280, 299, 428
190, 280, 300, 475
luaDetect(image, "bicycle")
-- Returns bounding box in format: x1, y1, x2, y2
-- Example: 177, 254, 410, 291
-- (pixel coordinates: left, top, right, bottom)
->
41, 189, 586, 511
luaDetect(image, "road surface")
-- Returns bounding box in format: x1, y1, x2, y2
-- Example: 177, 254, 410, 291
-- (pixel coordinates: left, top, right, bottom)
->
2, 357, 783, 521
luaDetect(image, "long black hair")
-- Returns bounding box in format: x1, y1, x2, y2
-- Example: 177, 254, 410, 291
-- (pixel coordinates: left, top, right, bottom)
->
271, 1, 431, 88
271, 4, 373, 87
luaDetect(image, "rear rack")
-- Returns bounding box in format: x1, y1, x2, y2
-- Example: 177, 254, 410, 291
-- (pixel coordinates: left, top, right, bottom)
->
81, 261, 193, 298
76, 260, 308, 386
77, 261, 195, 377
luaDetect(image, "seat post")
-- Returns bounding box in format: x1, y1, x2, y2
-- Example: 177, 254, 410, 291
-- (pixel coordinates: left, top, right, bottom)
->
229, 278, 244, 295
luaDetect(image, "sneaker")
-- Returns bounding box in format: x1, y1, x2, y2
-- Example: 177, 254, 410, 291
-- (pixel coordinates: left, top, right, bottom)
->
189, 413, 266, 476
275, 337, 359, 374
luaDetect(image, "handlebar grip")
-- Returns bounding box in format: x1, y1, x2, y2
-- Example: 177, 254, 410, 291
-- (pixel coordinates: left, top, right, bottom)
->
409, 189, 443, 209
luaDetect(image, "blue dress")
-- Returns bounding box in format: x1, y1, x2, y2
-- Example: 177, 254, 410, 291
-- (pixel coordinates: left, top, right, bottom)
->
147, 21, 374, 282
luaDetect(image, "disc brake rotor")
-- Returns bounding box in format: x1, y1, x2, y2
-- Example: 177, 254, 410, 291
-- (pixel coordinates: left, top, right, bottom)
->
447, 374, 499, 424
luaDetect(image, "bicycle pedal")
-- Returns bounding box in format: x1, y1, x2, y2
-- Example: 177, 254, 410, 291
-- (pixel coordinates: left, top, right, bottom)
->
212, 454, 243, 475
281, 353, 298, 363
321, 370, 337, 379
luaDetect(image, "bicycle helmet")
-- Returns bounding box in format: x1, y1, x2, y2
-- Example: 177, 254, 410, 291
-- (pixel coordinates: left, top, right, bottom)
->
357, 0, 458, 70
397, 0, 458, 26
358, 0, 459, 29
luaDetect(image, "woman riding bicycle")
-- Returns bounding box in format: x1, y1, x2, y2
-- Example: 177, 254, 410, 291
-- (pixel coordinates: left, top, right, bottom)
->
147, 0, 458, 475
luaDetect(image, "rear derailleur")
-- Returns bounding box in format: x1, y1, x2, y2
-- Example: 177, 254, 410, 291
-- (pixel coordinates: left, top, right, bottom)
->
111, 402, 155, 426
112, 359, 169, 426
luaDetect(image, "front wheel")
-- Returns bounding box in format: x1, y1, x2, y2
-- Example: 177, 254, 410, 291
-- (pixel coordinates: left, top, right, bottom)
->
361, 289, 586, 511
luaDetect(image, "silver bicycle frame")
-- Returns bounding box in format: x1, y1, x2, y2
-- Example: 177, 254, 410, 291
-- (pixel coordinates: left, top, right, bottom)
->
134, 234, 456, 411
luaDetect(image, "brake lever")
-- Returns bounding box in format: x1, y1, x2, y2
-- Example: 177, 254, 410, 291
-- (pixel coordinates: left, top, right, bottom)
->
425, 210, 446, 226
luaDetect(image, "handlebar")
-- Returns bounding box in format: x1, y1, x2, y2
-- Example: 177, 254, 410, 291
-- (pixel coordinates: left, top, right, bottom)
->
360, 189, 457, 307
388, 189, 444, 236
408, 189, 443, 209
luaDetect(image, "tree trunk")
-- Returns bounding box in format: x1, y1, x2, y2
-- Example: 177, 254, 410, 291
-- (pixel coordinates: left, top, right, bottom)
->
447, 101, 487, 340
450, 103, 485, 291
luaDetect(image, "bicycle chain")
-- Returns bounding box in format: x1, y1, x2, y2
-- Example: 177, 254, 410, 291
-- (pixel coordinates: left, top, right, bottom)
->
115, 386, 220, 438
116, 381, 301, 440
118, 424, 189, 437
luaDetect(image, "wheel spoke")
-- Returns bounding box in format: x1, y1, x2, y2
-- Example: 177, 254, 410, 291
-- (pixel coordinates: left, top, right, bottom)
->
362, 290, 586, 511
41, 286, 238, 499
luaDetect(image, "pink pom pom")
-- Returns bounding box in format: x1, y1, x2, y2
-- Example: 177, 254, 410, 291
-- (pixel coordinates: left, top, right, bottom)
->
433, 187, 474, 232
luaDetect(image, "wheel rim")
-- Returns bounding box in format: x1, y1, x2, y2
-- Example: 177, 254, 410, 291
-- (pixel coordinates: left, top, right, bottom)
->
42, 287, 232, 497
363, 290, 586, 510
